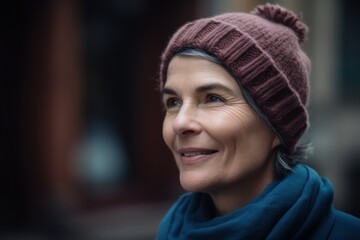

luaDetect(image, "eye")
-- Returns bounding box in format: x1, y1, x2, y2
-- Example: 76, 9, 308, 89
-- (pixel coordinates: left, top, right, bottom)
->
206, 94, 225, 103
164, 97, 182, 109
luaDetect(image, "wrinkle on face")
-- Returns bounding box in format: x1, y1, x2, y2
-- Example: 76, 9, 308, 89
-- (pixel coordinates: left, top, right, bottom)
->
162, 56, 280, 212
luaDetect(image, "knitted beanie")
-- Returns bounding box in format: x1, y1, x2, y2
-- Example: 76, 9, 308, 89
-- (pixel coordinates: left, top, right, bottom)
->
159, 3, 311, 154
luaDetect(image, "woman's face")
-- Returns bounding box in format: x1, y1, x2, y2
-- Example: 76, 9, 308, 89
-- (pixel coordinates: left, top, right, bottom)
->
162, 56, 280, 195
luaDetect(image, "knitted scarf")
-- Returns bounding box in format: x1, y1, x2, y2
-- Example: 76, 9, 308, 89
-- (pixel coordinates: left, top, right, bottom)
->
157, 164, 336, 239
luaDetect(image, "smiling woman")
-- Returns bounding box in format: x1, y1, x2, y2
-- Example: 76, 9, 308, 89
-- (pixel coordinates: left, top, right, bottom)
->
156, 3, 360, 240
162, 55, 279, 214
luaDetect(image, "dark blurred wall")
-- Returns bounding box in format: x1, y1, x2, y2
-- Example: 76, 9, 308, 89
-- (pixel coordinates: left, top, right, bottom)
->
1, 0, 50, 232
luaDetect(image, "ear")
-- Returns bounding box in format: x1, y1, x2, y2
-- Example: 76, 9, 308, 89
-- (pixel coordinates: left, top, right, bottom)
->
271, 136, 281, 149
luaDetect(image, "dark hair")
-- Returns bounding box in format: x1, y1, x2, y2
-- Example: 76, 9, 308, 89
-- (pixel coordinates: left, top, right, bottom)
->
170, 47, 312, 178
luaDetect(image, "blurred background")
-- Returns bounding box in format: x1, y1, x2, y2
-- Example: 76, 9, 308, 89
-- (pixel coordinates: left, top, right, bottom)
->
1, 0, 360, 239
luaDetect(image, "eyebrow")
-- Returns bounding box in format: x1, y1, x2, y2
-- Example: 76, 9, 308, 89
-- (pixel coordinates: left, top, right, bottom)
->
195, 83, 235, 94
162, 83, 235, 96
162, 87, 178, 96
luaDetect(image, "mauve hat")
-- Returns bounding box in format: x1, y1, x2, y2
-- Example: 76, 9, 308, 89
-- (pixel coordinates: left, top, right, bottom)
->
159, 3, 311, 153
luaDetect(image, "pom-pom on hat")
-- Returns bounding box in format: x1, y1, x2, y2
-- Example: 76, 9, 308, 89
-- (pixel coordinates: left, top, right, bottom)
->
159, 3, 311, 153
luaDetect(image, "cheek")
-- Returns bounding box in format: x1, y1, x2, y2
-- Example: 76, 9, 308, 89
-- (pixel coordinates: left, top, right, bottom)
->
204, 107, 274, 156
162, 116, 174, 148
232, 116, 276, 161
203, 107, 255, 138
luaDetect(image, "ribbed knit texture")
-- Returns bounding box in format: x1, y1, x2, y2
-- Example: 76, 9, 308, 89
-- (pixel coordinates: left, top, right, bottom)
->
159, 4, 311, 153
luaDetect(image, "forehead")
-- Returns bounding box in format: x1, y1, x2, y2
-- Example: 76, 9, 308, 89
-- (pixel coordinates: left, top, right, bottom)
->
165, 56, 240, 91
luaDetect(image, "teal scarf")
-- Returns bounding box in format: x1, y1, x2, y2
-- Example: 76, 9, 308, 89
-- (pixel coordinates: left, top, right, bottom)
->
157, 164, 336, 239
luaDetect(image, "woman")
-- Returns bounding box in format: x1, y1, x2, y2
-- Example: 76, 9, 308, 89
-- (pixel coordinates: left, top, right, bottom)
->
157, 3, 360, 239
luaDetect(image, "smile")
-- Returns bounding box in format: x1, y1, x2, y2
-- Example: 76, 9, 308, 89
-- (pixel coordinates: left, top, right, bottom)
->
178, 148, 218, 164
181, 150, 217, 157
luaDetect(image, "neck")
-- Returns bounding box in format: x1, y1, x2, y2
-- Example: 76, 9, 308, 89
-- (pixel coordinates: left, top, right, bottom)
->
209, 160, 275, 216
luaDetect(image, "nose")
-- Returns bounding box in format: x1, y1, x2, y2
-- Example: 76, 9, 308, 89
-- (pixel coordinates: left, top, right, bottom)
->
172, 104, 201, 136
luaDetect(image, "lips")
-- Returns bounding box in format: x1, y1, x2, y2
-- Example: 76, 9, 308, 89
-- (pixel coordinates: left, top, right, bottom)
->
181, 150, 217, 157
178, 148, 218, 164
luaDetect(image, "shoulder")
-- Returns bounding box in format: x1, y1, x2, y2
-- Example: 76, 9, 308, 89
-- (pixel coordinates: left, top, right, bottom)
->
328, 210, 360, 239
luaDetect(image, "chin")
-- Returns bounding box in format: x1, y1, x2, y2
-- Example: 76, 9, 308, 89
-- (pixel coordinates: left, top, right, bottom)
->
179, 171, 213, 192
